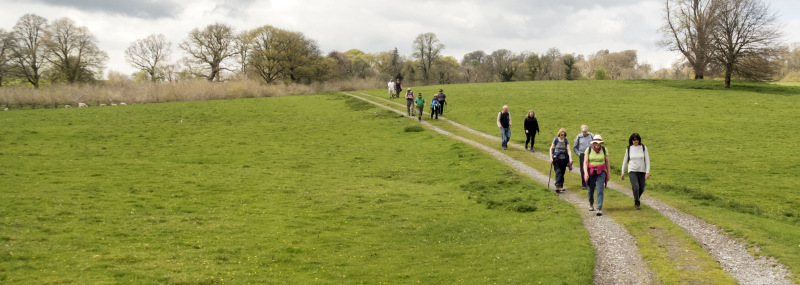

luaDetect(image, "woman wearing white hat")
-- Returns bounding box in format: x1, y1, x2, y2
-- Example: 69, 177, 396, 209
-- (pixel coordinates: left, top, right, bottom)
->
583, 134, 610, 216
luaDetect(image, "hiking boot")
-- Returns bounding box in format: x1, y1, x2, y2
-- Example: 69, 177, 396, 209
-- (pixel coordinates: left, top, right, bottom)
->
635, 205, 641, 210
596, 210, 603, 216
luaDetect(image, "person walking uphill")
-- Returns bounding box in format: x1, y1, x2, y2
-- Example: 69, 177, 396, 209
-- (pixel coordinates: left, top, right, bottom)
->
414, 93, 425, 122
583, 135, 610, 216
388, 80, 395, 98
430, 94, 440, 120
573, 125, 594, 190
524, 110, 539, 152
436, 89, 446, 115
621, 132, 651, 210
497, 105, 511, 150
405, 88, 415, 116
549, 128, 573, 193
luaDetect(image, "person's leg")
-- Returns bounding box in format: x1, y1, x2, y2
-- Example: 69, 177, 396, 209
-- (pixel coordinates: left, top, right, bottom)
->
587, 174, 596, 209
418, 106, 423, 121
434, 107, 438, 119
531, 133, 536, 150
555, 160, 566, 189
638, 172, 646, 196
596, 172, 606, 211
525, 133, 532, 149
629, 171, 641, 207
430, 107, 434, 119
439, 100, 444, 114
578, 153, 586, 188
407, 100, 412, 116
501, 128, 510, 149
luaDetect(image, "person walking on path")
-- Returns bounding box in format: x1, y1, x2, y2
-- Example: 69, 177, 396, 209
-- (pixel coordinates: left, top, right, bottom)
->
430, 94, 440, 120
621, 132, 651, 210
573, 125, 595, 190
388, 80, 395, 98
436, 89, 447, 115
524, 110, 540, 152
497, 105, 511, 150
394, 79, 402, 99
414, 93, 425, 122
584, 135, 610, 216
549, 128, 573, 193
405, 88, 415, 116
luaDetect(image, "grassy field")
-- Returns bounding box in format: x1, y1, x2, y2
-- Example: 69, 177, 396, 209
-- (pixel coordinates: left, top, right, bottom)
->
0, 93, 593, 283
363, 79, 800, 283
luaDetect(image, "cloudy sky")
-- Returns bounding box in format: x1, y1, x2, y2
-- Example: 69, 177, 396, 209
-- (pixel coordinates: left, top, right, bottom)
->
1, 0, 799, 77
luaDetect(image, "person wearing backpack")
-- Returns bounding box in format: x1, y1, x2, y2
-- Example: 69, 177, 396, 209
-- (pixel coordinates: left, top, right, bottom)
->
524, 110, 539, 152
437, 89, 446, 115
405, 88, 415, 116
414, 93, 425, 121
573, 125, 594, 190
621, 132, 651, 210
430, 94, 440, 120
583, 135, 610, 216
549, 128, 574, 193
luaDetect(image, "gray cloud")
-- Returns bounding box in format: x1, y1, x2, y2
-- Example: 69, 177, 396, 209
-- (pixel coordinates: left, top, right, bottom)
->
31, 0, 183, 19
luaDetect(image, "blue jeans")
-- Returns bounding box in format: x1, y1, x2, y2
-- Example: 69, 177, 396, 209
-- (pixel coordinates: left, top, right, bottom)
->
501, 127, 510, 148
587, 171, 606, 210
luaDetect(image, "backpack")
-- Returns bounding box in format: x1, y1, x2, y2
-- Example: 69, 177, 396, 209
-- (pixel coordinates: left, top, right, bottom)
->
553, 138, 570, 160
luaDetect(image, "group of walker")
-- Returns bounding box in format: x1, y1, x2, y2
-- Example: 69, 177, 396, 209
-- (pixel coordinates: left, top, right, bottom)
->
497, 107, 651, 216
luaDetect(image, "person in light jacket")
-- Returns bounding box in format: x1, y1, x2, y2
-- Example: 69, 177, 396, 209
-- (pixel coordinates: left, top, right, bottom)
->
497, 105, 511, 150
620, 132, 651, 210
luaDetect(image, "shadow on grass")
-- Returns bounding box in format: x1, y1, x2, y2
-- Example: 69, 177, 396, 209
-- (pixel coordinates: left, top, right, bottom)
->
632, 79, 800, 96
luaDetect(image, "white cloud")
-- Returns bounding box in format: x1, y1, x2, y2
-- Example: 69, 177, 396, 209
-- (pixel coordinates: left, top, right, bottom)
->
1, 0, 798, 77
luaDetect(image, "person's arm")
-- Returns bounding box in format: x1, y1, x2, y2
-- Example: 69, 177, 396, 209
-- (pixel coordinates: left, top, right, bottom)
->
644, 146, 651, 179
566, 139, 573, 165
497, 112, 502, 128
549, 140, 556, 162
573, 135, 580, 156
620, 148, 629, 180
583, 149, 590, 182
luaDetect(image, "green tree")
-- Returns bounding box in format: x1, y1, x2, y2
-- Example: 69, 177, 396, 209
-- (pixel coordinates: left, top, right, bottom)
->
247, 25, 324, 84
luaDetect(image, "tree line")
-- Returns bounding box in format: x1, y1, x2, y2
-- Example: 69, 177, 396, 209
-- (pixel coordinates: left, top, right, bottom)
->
1, 3, 798, 89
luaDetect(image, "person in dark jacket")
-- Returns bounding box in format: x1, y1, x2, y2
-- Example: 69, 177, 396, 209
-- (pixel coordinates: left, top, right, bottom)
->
524, 110, 540, 152
497, 105, 511, 150
436, 89, 446, 115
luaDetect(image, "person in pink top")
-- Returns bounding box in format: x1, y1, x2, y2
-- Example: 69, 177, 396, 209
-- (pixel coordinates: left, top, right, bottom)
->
583, 135, 610, 216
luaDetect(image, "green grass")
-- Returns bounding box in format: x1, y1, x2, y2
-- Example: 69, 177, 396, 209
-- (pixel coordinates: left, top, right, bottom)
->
360, 79, 800, 283
0, 93, 593, 283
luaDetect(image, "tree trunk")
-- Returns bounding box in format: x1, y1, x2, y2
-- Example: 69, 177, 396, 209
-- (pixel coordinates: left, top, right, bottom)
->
724, 66, 732, 89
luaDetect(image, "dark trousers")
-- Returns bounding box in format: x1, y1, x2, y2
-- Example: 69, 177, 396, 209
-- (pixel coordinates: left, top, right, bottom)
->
578, 153, 586, 187
430, 107, 438, 119
438, 100, 445, 115
629, 171, 646, 206
525, 133, 536, 149
553, 159, 568, 188
406, 99, 414, 115
417, 106, 424, 120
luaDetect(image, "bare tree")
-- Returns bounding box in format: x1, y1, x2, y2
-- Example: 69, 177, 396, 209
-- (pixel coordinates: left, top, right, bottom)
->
711, 0, 782, 88
180, 23, 238, 81
0, 28, 16, 86
42, 17, 108, 83
11, 14, 48, 88
411, 32, 445, 83
125, 34, 172, 83
660, 0, 719, 79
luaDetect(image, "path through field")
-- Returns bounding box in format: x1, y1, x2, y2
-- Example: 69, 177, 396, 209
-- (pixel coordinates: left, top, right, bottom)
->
343, 91, 794, 285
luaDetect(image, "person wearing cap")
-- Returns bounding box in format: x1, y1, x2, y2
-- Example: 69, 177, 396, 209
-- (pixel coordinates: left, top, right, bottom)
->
497, 105, 511, 150
573, 125, 595, 190
436, 89, 446, 115
621, 132, 650, 210
549, 128, 573, 193
405, 88, 415, 116
414, 92, 425, 121
583, 134, 610, 216
430, 94, 440, 120
394, 79, 402, 99
388, 80, 395, 98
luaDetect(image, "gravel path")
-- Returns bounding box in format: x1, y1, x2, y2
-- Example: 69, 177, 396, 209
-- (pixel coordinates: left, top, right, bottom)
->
348, 92, 794, 285
345, 92, 654, 284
